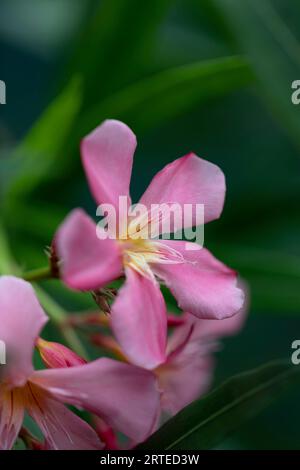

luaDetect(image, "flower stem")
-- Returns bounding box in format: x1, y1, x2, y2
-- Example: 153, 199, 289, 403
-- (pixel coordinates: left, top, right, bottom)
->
22, 265, 52, 282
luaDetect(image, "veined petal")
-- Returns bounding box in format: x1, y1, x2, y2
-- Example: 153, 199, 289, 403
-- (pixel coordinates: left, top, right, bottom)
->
31, 358, 160, 442
25, 383, 102, 450
0, 386, 24, 450
56, 209, 122, 290
153, 241, 244, 319
81, 119, 136, 212
139, 153, 225, 230
111, 268, 167, 370
0, 276, 47, 387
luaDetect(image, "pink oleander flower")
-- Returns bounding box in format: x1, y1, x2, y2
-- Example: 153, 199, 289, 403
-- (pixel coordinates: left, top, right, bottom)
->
56, 119, 244, 370
100, 297, 247, 421
155, 305, 247, 416
0, 276, 160, 450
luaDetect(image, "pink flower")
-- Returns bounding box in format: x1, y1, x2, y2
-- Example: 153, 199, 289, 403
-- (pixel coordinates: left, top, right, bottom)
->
0, 276, 160, 450
156, 304, 248, 416
56, 119, 244, 370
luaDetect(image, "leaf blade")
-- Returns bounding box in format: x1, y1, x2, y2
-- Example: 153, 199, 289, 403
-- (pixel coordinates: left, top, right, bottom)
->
137, 360, 299, 450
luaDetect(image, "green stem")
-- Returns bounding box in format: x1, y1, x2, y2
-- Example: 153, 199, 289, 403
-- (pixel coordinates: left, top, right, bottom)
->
22, 265, 52, 282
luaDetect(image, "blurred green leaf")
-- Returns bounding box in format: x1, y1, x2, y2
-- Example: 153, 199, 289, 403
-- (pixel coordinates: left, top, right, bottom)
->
137, 360, 300, 450
0, 222, 20, 275
210, 243, 300, 314
12, 438, 26, 450
210, 0, 300, 149
78, 55, 254, 136
66, 0, 173, 103
5, 77, 82, 201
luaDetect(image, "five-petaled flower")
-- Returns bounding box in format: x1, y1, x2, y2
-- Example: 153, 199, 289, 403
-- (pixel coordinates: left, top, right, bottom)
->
0, 276, 160, 450
56, 119, 244, 369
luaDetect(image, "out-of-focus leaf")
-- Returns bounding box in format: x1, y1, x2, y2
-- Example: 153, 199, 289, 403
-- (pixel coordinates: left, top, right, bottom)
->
66, 0, 173, 103
0, 222, 20, 275
210, 243, 300, 314
78, 55, 254, 136
210, 0, 300, 149
12, 438, 26, 450
137, 360, 300, 450
5, 77, 82, 201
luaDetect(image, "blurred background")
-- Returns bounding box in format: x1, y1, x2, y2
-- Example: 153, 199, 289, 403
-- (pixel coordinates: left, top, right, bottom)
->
0, 0, 300, 449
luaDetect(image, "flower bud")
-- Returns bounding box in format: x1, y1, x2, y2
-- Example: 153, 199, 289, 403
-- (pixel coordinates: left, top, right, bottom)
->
37, 338, 86, 369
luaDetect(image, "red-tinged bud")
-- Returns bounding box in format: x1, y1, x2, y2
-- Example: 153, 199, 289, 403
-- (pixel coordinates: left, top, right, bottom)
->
37, 338, 86, 369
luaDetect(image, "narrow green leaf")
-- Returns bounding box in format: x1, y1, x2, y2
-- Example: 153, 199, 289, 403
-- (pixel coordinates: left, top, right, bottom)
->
5, 77, 82, 199
0, 222, 20, 275
137, 360, 300, 450
210, 243, 300, 314
66, 0, 173, 102
211, 0, 300, 148
78, 55, 254, 136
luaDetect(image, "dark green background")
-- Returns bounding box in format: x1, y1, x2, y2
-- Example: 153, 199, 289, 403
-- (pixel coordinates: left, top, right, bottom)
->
0, 0, 300, 449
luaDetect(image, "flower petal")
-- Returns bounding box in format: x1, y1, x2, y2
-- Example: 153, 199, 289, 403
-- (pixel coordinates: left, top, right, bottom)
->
139, 153, 225, 227
0, 276, 47, 387
31, 358, 160, 442
153, 241, 244, 319
158, 357, 214, 416
159, 289, 248, 416
25, 383, 103, 450
81, 119, 136, 210
0, 387, 24, 450
56, 209, 122, 290
111, 268, 167, 369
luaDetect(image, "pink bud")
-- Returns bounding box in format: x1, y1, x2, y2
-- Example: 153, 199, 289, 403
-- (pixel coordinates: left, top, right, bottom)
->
37, 338, 86, 369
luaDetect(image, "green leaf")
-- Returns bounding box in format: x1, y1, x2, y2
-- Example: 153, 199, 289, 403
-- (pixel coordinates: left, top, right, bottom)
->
78, 55, 254, 136
66, 0, 173, 103
0, 222, 20, 275
137, 360, 300, 450
210, 0, 300, 149
5, 77, 82, 200
209, 243, 300, 314
12, 438, 26, 450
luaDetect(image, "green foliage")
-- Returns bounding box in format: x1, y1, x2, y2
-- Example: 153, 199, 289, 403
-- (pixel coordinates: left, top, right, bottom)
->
5, 78, 82, 201
138, 361, 300, 450
1, 0, 300, 450
209, 0, 300, 148
78, 56, 253, 137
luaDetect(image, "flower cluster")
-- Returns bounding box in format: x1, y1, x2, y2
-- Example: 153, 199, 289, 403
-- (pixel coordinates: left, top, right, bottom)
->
0, 120, 246, 450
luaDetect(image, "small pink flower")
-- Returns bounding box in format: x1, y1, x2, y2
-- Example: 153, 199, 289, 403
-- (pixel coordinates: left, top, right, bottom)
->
56, 119, 244, 370
0, 276, 160, 450
156, 303, 248, 416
